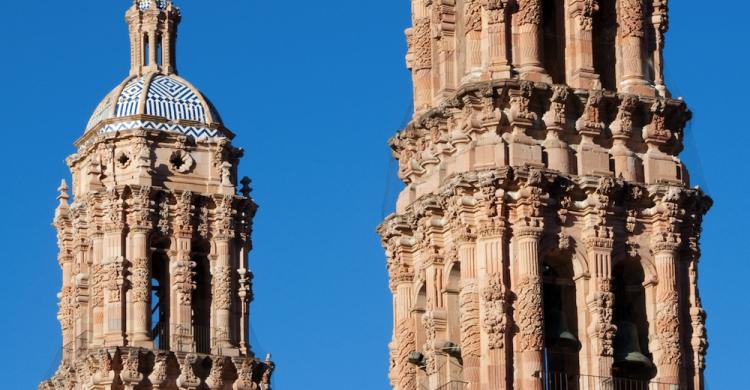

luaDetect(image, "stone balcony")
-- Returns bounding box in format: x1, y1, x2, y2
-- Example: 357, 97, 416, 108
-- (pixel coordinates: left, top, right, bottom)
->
390, 80, 691, 213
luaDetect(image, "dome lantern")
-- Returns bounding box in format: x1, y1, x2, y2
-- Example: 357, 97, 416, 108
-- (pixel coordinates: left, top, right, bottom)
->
126, 0, 180, 76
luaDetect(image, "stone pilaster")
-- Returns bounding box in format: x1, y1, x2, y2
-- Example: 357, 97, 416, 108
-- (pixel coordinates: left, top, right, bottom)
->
568, 0, 601, 89
433, 0, 458, 99
483, 0, 512, 79
464, 0, 483, 81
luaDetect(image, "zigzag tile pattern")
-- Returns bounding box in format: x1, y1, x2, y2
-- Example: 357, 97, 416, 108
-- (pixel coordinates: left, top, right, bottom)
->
99, 120, 222, 140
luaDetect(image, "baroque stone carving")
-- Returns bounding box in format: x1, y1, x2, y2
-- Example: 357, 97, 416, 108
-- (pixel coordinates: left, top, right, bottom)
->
481, 274, 507, 350
516, 0, 542, 26
618, 0, 645, 38
515, 276, 544, 351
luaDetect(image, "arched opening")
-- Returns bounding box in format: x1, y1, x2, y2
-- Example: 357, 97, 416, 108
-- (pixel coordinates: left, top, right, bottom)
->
542, 0, 566, 84
192, 241, 212, 354
542, 257, 580, 384
151, 244, 170, 350
143, 33, 150, 66
593, 0, 617, 90
612, 258, 655, 382
156, 34, 163, 66
411, 284, 428, 383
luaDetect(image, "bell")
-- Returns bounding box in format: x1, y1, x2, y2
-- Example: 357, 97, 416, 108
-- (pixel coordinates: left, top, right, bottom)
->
547, 307, 580, 351
614, 321, 654, 374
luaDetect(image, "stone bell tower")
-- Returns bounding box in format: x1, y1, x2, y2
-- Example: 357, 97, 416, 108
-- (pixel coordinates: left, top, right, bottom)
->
42, 1, 274, 389
378, 1, 710, 389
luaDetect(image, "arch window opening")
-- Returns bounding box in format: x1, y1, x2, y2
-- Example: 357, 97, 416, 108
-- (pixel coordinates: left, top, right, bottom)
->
151, 250, 170, 350
612, 259, 655, 382
156, 34, 163, 66
542, 258, 580, 385
192, 242, 212, 354
143, 34, 150, 67
542, 0, 567, 84
593, 0, 617, 90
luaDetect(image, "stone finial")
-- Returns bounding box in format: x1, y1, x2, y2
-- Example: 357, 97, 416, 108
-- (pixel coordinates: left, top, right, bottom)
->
240, 177, 253, 197
57, 180, 70, 209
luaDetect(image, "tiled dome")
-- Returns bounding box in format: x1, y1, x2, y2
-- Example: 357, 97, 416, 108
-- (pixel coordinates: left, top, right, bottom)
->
86, 74, 225, 140
138, 0, 171, 11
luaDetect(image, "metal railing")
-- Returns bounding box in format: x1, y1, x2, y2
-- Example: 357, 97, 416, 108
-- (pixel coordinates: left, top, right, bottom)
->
152, 322, 231, 354
542, 372, 682, 390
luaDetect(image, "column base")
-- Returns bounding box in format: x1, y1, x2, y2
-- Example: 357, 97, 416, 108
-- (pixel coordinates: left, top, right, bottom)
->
620, 78, 656, 97
489, 64, 513, 80
518, 65, 552, 84
570, 71, 602, 90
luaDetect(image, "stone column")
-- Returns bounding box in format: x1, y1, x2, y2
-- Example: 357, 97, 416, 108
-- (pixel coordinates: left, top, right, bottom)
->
457, 233, 480, 389
568, 0, 601, 89
91, 231, 105, 346
213, 239, 233, 352
149, 31, 158, 69
412, 1, 433, 112
394, 263, 416, 390
617, 0, 653, 95
515, 0, 551, 82
237, 248, 252, 355
483, 1, 512, 79
128, 186, 152, 347
464, 0, 483, 81
103, 189, 126, 346
651, 233, 682, 385
651, 0, 669, 97
172, 192, 195, 352
477, 218, 508, 390
423, 248, 448, 389
688, 258, 707, 390
512, 218, 544, 390
583, 229, 616, 381
163, 28, 175, 74
213, 195, 236, 353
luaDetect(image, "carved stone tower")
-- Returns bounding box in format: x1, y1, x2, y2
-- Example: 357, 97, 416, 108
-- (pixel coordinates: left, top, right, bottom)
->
42, 1, 274, 389
378, 1, 710, 389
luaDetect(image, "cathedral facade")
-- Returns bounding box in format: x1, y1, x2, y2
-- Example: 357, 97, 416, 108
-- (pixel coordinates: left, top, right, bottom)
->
41, 1, 273, 389
378, 1, 710, 389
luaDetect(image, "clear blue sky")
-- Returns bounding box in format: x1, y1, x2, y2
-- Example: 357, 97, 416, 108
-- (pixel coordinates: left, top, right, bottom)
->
0, 1, 746, 388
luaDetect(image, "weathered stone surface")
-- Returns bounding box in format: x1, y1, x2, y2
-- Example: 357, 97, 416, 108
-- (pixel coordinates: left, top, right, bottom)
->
381, 1, 709, 389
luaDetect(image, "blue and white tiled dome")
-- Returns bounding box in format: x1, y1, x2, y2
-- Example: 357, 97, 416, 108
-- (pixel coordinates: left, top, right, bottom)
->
86, 74, 225, 140
139, 0, 170, 11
